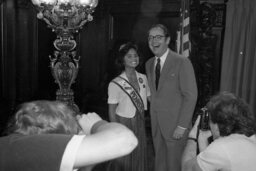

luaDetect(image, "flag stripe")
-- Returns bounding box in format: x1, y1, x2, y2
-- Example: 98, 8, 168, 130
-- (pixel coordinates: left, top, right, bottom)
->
176, 0, 190, 58
183, 41, 190, 50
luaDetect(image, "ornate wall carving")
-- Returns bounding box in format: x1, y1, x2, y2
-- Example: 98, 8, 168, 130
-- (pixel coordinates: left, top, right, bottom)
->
190, 0, 226, 116
17, 0, 31, 8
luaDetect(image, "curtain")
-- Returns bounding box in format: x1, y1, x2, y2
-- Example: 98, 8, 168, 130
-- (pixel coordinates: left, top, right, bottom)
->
220, 0, 256, 115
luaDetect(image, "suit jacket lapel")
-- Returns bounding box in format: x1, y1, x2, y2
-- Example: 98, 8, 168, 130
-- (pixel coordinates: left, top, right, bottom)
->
157, 51, 175, 91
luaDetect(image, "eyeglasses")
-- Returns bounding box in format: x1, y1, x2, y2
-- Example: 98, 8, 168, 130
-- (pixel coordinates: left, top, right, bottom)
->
148, 35, 165, 41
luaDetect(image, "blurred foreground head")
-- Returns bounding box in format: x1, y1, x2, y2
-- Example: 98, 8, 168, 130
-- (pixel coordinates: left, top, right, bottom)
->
8, 100, 79, 135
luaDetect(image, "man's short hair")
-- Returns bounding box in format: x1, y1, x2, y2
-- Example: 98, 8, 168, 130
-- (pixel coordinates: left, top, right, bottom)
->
148, 24, 170, 38
207, 92, 256, 137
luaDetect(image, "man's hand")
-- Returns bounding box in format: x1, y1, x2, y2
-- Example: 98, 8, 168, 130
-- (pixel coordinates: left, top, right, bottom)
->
76, 112, 102, 135
173, 126, 186, 139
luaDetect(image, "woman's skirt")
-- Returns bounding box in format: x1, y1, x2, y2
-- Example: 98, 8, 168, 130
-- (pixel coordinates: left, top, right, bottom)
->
107, 110, 148, 171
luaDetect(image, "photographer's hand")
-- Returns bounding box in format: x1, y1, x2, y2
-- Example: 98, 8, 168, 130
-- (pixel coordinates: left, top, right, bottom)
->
188, 115, 201, 139
76, 112, 102, 135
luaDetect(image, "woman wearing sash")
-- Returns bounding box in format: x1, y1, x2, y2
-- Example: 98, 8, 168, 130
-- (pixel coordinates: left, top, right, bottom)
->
107, 42, 151, 171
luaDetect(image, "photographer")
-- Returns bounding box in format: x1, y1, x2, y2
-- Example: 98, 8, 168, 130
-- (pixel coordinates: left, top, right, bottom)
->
182, 92, 256, 171
0, 100, 138, 171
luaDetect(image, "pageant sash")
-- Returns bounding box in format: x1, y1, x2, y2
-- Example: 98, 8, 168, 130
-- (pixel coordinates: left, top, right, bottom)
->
112, 76, 144, 115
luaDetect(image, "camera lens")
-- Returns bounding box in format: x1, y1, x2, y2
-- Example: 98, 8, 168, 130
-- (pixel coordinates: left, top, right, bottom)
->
199, 107, 210, 131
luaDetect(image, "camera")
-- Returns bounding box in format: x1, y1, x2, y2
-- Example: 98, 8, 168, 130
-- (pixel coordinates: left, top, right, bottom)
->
199, 107, 210, 131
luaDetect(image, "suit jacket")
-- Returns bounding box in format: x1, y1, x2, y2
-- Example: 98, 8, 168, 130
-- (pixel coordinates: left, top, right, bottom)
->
145, 50, 198, 139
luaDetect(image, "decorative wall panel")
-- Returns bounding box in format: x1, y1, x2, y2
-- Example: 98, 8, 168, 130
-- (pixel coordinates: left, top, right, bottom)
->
190, 0, 226, 117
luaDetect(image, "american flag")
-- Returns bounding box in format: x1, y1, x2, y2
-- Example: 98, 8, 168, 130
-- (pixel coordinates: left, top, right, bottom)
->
176, 0, 190, 58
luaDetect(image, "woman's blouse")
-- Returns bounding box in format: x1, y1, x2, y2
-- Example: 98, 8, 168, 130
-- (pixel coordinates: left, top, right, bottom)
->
108, 72, 150, 118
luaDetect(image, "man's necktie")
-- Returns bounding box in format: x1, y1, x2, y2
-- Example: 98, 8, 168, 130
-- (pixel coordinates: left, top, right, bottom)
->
155, 58, 161, 90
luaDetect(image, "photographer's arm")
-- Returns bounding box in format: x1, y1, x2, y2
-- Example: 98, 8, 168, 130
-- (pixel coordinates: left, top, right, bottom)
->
73, 113, 138, 168
182, 139, 202, 171
182, 116, 202, 171
198, 130, 212, 152
182, 115, 212, 171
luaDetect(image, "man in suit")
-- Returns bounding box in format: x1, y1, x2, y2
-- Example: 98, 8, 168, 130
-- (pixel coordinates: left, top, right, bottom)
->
145, 24, 198, 171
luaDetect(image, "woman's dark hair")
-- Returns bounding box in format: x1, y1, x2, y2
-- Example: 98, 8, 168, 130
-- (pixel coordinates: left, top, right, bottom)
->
207, 92, 256, 137
115, 42, 142, 75
7, 100, 80, 135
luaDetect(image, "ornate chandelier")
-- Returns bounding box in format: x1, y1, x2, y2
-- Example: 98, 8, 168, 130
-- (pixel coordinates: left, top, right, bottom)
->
31, 0, 98, 32
31, 0, 99, 112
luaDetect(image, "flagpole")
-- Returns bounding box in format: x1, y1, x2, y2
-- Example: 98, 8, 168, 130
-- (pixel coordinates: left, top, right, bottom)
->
180, 0, 185, 55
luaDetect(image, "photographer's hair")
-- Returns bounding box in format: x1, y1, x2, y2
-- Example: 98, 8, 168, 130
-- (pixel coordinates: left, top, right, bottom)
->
7, 100, 79, 135
148, 24, 170, 38
115, 42, 141, 74
207, 92, 256, 137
